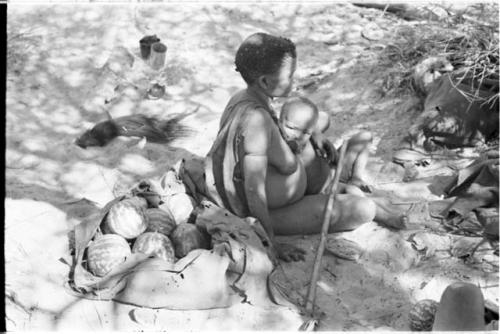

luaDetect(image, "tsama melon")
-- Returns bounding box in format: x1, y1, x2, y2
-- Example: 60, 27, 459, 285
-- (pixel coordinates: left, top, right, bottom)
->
145, 208, 176, 236
104, 198, 148, 239
170, 223, 211, 258
162, 193, 196, 225
132, 232, 175, 263
409, 299, 439, 331
87, 234, 131, 277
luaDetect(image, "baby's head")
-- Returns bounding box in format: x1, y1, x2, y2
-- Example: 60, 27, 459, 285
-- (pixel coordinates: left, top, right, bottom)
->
280, 97, 319, 152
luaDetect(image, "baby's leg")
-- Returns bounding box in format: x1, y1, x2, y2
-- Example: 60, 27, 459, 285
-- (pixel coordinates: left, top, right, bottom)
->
302, 147, 365, 196
303, 128, 374, 194
302, 140, 372, 195
316, 111, 331, 133
349, 149, 371, 188
342, 131, 373, 189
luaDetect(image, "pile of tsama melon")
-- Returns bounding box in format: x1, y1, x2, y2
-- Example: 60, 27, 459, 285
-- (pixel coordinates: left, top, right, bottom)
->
85, 171, 211, 277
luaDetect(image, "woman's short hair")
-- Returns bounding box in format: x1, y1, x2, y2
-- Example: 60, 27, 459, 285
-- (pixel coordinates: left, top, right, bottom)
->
235, 32, 296, 85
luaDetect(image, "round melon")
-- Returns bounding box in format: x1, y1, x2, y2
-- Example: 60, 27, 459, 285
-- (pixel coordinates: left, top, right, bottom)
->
170, 223, 211, 258
132, 232, 176, 263
162, 193, 196, 225
145, 208, 177, 235
409, 299, 439, 331
104, 198, 148, 239
87, 234, 131, 277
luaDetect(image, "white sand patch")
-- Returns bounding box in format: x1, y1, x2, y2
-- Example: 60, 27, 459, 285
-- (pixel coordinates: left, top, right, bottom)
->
119, 153, 156, 174
64, 70, 88, 88
59, 163, 122, 206
49, 298, 303, 331
5, 199, 76, 325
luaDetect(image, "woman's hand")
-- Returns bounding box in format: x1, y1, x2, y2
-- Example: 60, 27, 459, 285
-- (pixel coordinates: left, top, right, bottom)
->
311, 132, 337, 167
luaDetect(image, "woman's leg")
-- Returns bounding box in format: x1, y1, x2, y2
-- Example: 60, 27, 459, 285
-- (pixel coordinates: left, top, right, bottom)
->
270, 193, 376, 235
300, 156, 406, 231
343, 131, 372, 186
432, 282, 485, 331
270, 191, 406, 236
295, 128, 406, 232
370, 196, 407, 229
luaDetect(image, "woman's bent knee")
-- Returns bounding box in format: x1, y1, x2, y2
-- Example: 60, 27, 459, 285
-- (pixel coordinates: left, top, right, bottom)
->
354, 198, 376, 223
344, 184, 365, 197
329, 196, 375, 232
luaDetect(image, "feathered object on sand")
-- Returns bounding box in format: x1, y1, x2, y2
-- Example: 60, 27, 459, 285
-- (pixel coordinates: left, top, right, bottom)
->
75, 109, 196, 149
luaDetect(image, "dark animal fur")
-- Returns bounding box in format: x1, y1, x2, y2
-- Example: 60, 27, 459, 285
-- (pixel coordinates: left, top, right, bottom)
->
75, 113, 192, 148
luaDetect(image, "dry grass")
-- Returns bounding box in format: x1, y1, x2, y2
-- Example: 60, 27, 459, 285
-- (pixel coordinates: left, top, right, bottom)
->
378, 3, 499, 106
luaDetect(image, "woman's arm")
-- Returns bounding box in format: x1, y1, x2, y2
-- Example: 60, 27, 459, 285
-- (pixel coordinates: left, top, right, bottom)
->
241, 110, 306, 262
241, 110, 275, 241
244, 155, 275, 241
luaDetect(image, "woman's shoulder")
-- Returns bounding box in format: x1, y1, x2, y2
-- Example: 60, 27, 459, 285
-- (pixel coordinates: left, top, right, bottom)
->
222, 92, 271, 123
228, 90, 268, 110
239, 104, 275, 138
242, 104, 272, 120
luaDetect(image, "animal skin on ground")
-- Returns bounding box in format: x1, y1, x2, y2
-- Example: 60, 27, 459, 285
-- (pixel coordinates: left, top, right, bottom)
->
75, 111, 194, 148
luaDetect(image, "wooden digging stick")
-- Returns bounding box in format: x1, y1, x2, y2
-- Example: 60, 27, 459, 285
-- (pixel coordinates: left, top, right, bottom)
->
304, 141, 348, 315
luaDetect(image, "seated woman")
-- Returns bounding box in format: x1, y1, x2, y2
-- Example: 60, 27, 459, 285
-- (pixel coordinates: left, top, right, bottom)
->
183, 32, 406, 261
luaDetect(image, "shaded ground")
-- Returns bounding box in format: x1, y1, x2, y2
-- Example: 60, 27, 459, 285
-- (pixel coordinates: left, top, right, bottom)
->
5, 3, 498, 331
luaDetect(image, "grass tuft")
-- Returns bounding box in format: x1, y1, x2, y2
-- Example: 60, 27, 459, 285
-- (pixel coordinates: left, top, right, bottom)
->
378, 3, 499, 106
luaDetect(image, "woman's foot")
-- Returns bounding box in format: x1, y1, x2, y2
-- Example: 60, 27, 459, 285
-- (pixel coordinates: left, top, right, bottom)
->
370, 197, 408, 230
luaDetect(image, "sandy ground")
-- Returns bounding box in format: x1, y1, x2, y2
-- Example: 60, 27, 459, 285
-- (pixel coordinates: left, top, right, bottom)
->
5, 3, 498, 331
